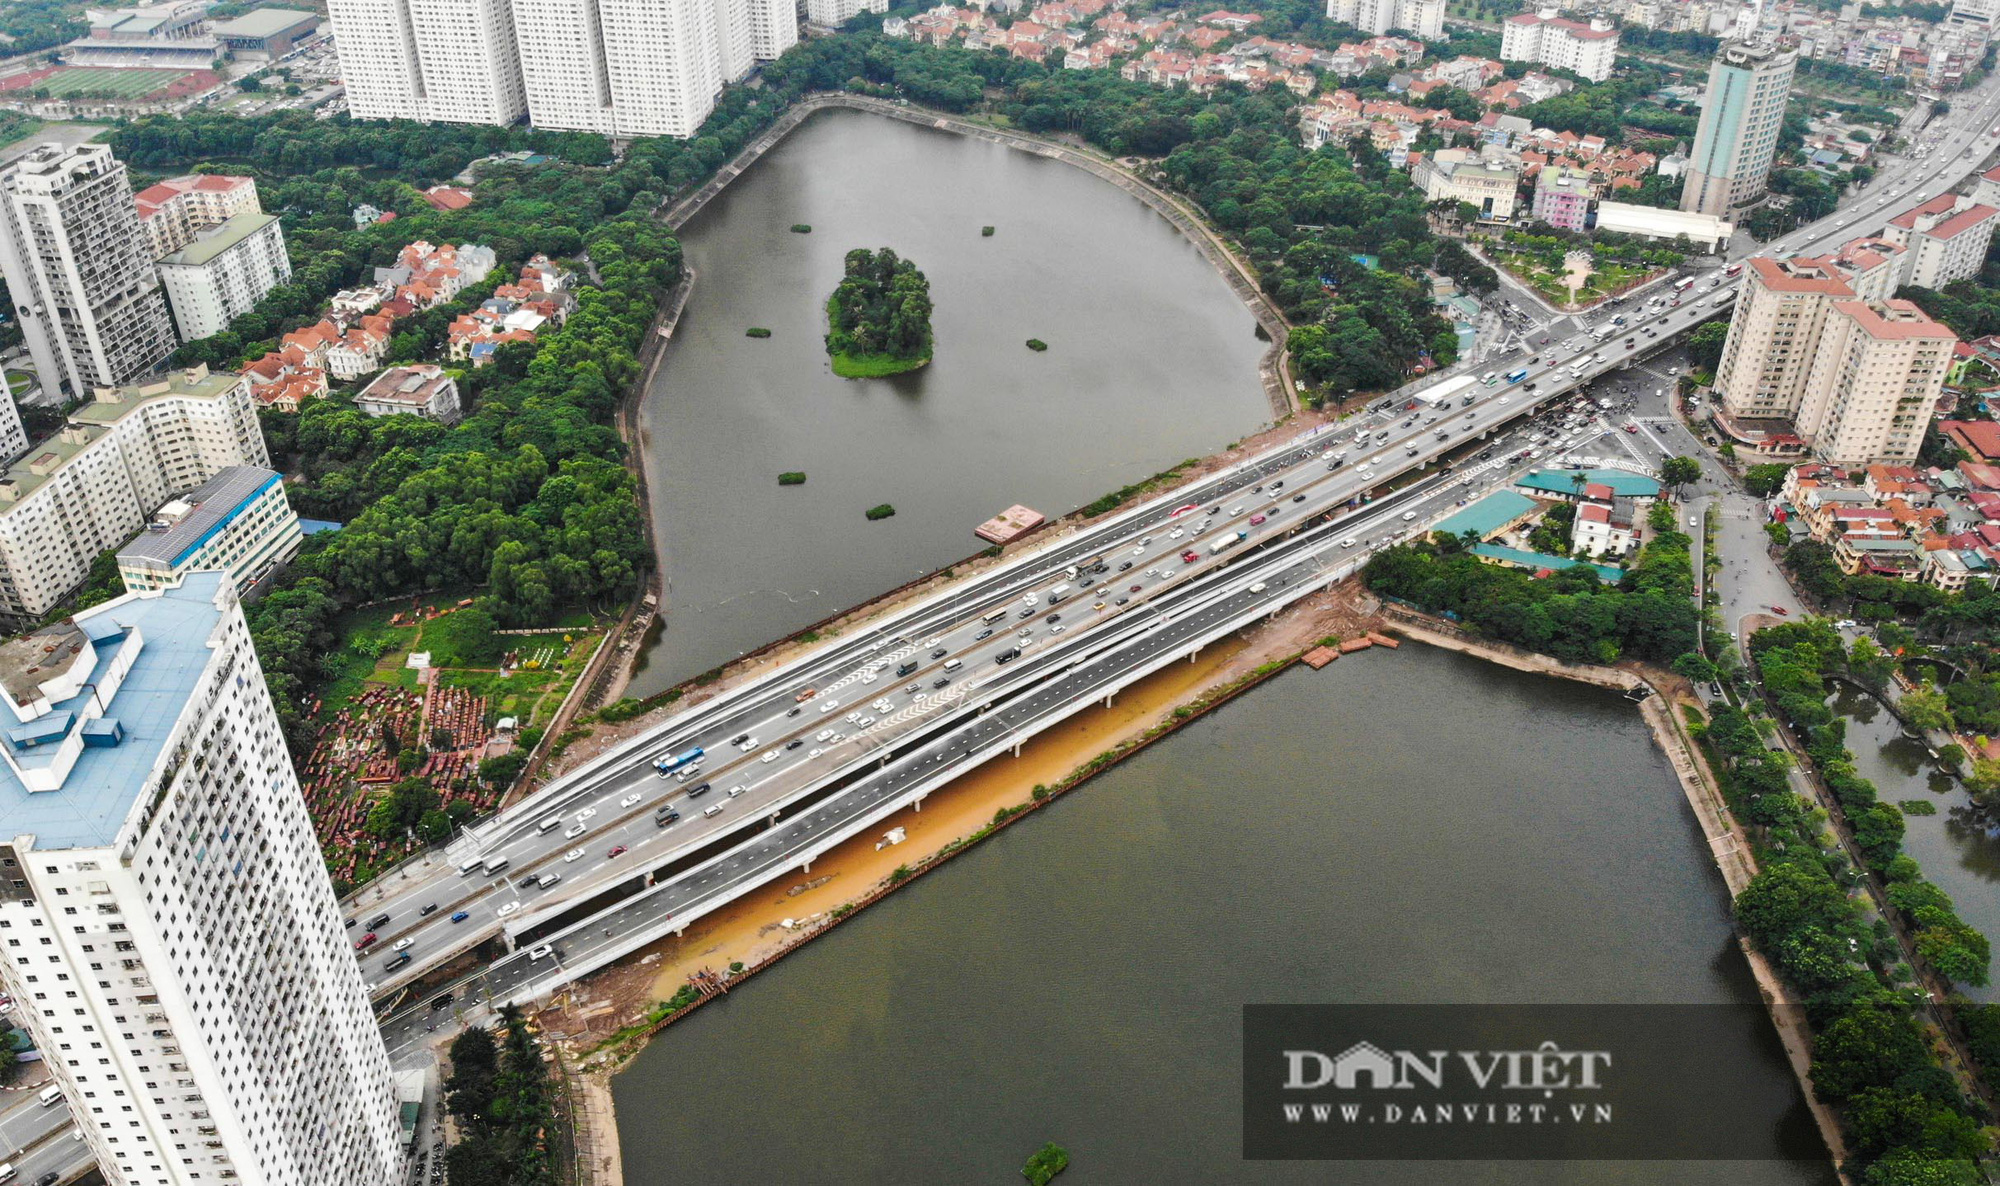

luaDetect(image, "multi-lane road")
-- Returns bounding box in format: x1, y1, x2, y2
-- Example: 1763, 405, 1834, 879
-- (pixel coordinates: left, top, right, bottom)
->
0, 1084, 81, 1185
350, 67, 2000, 1056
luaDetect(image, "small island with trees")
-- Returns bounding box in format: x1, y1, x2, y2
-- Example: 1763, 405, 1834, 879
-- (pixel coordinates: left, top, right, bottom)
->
825, 247, 933, 378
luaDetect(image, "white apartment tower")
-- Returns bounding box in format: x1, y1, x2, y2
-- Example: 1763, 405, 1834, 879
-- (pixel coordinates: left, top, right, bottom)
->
1325, 0, 1444, 39
334, 0, 796, 137
156, 212, 293, 343
1794, 300, 1954, 466
0, 144, 176, 402
0, 364, 268, 623
804, 0, 889, 32
1681, 41, 1798, 218
1879, 194, 2000, 290
1500, 8, 1619, 82
329, 0, 527, 124
0, 572, 405, 1186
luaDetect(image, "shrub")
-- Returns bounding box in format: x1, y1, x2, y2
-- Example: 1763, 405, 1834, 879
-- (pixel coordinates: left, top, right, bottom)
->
982, 225, 995, 236
866, 503, 896, 520
1025, 338, 1048, 351
778, 471, 806, 485
746, 326, 772, 338
790, 224, 812, 233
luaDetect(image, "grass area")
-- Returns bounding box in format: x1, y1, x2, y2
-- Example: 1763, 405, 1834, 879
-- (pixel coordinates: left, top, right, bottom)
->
830, 350, 930, 378
42, 68, 188, 99
5, 371, 30, 394
0, 115, 42, 150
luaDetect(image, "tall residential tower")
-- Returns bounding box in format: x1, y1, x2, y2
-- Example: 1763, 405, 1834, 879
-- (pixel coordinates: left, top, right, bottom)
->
0, 573, 405, 1186
1680, 41, 1797, 219
0, 144, 176, 402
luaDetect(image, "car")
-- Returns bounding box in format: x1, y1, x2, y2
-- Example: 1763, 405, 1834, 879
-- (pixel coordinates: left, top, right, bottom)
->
574, 807, 596, 823
1130, 584, 1143, 593
1622, 424, 1638, 434
1114, 596, 1130, 605
1048, 613, 1062, 624
450, 910, 470, 923
760, 748, 780, 763
786, 738, 805, 750
1118, 561, 1133, 572
1401, 511, 1417, 521
858, 716, 877, 727
565, 847, 585, 862
1771, 605, 1790, 616
931, 647, 947, 659
924, 637, 941, 648
344, 916, 357, 928
816, 728, 835, 742
392, 936, 414, 952
531, 871, 561, 889
819, 697, 843, 713
1230, 505, 1244, 516
528, 944, 556, 961
498, 901, 521, 918
608, 845, 628, 858
655, 810, 681, 828
1018, 607, 1035, 619
1341, 538, 1357, 548
619, 792, 642, 808
1051, 624, 1067, 634
1250, 514, 1267, 525
1168, 528, 1184, 540
1161, 569, 1176, 579
355, 932, 379, 950
564, 822, 585, 839
861, 670, 879, 683
975, 628, 994, 640
420, 902, 439, 916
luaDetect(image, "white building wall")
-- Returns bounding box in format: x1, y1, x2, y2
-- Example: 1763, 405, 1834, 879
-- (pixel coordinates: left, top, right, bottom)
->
598, 0, 725, 137
326, 0, 429, 120
157, 219, 292, 343
513, 0, 617, 134
406, 0, 528, 124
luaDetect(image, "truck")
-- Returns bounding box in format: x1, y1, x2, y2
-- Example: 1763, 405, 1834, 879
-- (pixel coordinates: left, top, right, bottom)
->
653, 745, 704, 774
1426, 374, 1478, 409
1047, 583, 1073, 603
1504, 368, 1529, 385
1209, 530, 1249, 556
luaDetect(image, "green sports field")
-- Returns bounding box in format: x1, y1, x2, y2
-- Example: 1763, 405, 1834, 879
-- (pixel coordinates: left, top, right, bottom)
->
40, 68, 188, 99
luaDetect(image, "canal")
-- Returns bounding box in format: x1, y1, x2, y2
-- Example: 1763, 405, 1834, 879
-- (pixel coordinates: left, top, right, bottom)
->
629, 108, 1272, 696
1828, 683, 2000, 1003
612, 645, 1830, 1183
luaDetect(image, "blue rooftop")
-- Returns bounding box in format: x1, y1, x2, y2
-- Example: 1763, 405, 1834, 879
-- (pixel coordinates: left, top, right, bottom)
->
1473, 543, 1625, 583
1432, 491, 1538, 541
0, 573, 227, 851
1515, 468, 1663, 499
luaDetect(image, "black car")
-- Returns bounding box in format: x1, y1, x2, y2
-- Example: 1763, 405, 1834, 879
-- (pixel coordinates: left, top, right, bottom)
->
1017, 607, 1035, 619
975, 628, 994, 640
344, 917, 357, 928
1114, 596, 1129, 605
930, 647, 947, 659
786, 738, 804, 750
933, 676, 952, 689
995, 648, 1020, 665
1118, 561, 1133, 571
38, 1172, 60, 1186
431, 993, 453, 1010
1048, 613, 1062, 624
1292, 493, 1306, 503
420, 903, 439, 916
904, 684, 921, 696
686, 782, 712, 797
731, 732, 750, 745
367, 913, 391, 929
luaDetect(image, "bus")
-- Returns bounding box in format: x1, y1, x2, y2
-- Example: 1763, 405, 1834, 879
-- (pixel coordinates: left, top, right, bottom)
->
982, 608, 1009, 624
1673, 276, 1697, 293
1504, 368, 1529, 384
1724, 262, 1743, 277
654, 746, 704, 774
1425, 374, 1479, 409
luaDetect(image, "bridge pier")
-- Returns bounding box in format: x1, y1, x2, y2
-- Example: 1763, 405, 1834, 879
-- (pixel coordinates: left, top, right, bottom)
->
768, 812, 779, 825
1011, 738, 1023, 757
800, 858, 812, 874
912, 791, 928, 811
1101, 690, 1115, 708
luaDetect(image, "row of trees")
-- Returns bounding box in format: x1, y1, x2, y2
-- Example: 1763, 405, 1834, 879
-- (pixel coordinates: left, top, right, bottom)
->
445, 1011, 559, 1186
1362, 500, 1701, 665
1710, 620, 1992, 1182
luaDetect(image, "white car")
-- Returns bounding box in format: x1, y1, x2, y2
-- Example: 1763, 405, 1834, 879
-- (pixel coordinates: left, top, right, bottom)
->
619, 793, 641, 808
1161, 569, 1176, 579
392, 936, 413, 952
729, 785, 746, 797
564, 823, 585, 839
564, 847, 585, 862
1401, 511, 1417, 521
846, 711, 863, 722
1131, 545, 1145, 555
816, 729, 835, 742
818, 698, 841, 713
1169, 528, 1184, 540
857, 716, 877, 727
1249, 582, 1268, 593
860, 671, 877, 684
1229, 506, 1244, 516
497, 902, 521, 918
528, 944, 555, 960
761, 750, 779, 763
735, 737, 758, 752
1050, 624, 1066, 635
923, 637, 940, 648
574, 807, 596, 823
808, 748, 823, 759
1341, 538, 1357, 548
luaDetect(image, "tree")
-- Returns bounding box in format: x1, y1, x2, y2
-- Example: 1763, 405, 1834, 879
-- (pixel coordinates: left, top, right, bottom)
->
1687, 320, 1730, 371
1743, 463, 1791, 498
1735, 862, 1856, 952
1672, 651, 1719, 684
1810, 1006, 1932, 1102
1900, 688, 1956, 733
1659, 456, 1701, 491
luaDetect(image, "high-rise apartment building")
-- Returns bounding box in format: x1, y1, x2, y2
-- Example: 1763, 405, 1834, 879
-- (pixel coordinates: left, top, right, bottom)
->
1794, 300, 1954, 466
1680, 41, 1797, 218
1500, 8, 1618, 82
0, 360, 27, 464
156, 212, 292, 342
0, 572, 406, 1186
333, 0, 795, 137
1716, 249, 1954, 466
804, 0, 889, 31
1325, 0, 1443, 39
0, 364, 267, 623
1880, 193, 2000, 290
133, 174, 261, 260
0, 145, 176, 402
330, 0, 526, 123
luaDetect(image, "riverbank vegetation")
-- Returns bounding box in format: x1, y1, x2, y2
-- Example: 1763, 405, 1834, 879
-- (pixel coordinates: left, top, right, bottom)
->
825, 247, 932, 377
444, 1009, 562, 1186
1362, 503, 1700, 664
1697, 619, 1994, 1182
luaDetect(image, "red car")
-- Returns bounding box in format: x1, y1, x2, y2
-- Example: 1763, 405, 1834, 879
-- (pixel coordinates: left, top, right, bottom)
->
1771, 606, 1790, 616
355, 932, 379, 950
607, 845, 628, 858
1129, 584, 1143, 593
1622, 424, 1639, 434
1181, 550, 1200, 563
